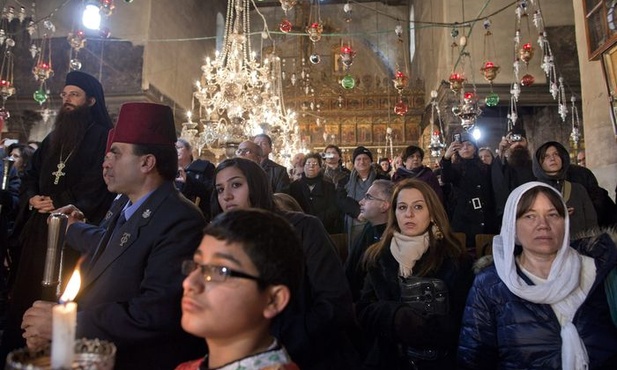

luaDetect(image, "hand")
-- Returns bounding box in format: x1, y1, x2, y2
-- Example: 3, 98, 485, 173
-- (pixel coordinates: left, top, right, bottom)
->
29, 195, 55, 213
357, 213, 366, 222
22, 301, 54, 349
444, 141, 462, 160
498, 136, 510, 157
567, 207, 575, 215
175, 167, 187, 183
50, 204, 86, 228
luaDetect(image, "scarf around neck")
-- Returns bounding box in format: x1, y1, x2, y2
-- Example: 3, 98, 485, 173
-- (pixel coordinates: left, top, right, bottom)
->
492, 181, 591, 370
390, 231, 430, 278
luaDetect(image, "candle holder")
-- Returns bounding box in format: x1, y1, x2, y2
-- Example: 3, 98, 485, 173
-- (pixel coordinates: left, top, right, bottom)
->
6, 338, 117, 370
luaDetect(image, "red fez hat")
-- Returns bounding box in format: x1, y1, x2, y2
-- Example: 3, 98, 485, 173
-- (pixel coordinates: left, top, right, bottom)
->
108, 102, 177, 149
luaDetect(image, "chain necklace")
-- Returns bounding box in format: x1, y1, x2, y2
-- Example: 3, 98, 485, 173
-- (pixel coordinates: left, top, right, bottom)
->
52, 146, 75, 185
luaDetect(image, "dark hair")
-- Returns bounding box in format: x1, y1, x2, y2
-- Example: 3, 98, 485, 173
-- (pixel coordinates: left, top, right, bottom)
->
363, 179, 465, 276
211, 158, 274, 217
516, 186, 566, 219
7, 143, 35, 174
204, 209, 304, 298
401, 145, 424, 162
132, 144, 178, 181
324, 144, 343, 165
301, 152, 322, 167
254, 133, 272, 147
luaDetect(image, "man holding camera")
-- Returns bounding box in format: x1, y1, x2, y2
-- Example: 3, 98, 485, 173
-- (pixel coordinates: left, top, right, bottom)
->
491, 126, 536, 217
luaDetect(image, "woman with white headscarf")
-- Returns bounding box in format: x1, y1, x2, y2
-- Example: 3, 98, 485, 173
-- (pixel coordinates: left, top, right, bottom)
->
457, 181, 617, 369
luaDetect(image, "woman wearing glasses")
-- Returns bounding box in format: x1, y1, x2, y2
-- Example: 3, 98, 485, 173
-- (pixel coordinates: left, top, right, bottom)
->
358, 179, 473, 370
211, 158, 360, 369
177, 209, 303, 370
289, 152, 342, 233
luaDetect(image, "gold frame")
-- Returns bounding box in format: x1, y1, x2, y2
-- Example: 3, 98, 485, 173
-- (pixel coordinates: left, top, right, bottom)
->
601, 42, 617, 140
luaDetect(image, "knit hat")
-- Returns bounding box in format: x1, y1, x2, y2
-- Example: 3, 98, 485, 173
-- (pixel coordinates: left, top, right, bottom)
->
107, 102, 177, 151
65, 70, 112, 129
353, 146, 373, 162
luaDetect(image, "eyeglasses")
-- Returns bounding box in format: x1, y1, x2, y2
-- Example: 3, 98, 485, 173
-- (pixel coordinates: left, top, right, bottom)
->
181, 260, 261, 283
363, 193, 386, 202
304, 161, 320, 167
59, 91, 83, 99
235, 148, 252, 156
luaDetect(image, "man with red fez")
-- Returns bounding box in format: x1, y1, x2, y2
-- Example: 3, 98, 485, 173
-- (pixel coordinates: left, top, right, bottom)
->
19, 102, 206, 369
1, 71, 115, 362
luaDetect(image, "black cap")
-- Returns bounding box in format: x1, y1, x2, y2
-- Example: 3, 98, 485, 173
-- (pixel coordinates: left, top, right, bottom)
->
65, 71, 112, 129
352, 146, 373, 162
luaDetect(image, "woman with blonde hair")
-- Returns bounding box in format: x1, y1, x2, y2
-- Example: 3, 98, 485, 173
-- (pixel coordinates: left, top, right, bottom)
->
358, 179, 473, 369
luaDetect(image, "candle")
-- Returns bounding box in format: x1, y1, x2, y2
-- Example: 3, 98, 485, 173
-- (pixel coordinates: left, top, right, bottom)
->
52, 269, 81, 369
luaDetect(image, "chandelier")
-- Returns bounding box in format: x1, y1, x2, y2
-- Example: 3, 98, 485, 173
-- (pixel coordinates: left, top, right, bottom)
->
186, 0, 298, 163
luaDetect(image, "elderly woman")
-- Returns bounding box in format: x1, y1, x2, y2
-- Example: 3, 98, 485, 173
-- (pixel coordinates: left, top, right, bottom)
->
289, 152, 342, 233
211, 158, 360, 369
391, 145, 443, 203
358, 179, 473, 369
458, 182, 617, 369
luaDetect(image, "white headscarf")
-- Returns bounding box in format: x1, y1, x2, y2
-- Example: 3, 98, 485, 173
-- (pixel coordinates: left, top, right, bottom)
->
492, 182, 590, 370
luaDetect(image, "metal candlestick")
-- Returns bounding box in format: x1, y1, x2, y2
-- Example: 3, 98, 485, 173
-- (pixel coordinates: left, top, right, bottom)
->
43, 213, 69, 298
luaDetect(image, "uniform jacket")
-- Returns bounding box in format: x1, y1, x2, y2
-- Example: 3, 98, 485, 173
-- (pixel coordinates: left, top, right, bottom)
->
458, 231, 617, 370
357, 245, 474, 370
262, 158, 290, 193
66, 181, 206, 370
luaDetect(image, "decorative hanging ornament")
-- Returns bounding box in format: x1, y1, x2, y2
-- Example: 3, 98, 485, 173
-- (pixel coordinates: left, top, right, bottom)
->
485, 92, 500, 107
279, 19, 292, 33
33, 87, 48, 105
392, 70, 408, 92
343, 3, 352, 22
448, 72, 466, 93
306, 22, 323, 43
101, 0, 115, 16
519, 42, 534, 64
309, 53, 321, 64
394, 100, 408, 116
32, 62, 53, 82
280, 0, 298, 12
520, 73, 535, 86
0, 80, 15, 100
67, 31, 87, 51
340, 45, 356, 68
481, 61, 500, 82
341, 74, 355, 89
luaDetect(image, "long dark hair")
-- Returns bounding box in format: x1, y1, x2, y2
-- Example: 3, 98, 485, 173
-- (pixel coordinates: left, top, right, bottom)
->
363, 179, 466, 276
210, 157, 274, 217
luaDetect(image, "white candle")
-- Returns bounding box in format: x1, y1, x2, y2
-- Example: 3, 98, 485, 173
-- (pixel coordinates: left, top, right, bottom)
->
51, 268, 81, 369
51, 302, 76, 369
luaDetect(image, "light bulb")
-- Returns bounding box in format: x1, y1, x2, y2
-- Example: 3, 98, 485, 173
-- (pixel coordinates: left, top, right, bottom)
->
82, 4, 101, 30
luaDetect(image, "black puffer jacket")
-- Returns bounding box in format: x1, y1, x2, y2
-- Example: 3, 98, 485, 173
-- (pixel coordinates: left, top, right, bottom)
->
458, 231, 617, 369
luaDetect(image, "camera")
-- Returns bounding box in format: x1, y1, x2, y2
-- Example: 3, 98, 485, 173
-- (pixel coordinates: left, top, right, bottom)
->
321, 152, 334, 159
509, 134, 523, 142
452, 133, 461, 143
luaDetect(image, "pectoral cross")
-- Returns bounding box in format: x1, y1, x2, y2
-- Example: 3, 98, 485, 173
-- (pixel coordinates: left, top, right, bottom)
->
52, 161, 66, 185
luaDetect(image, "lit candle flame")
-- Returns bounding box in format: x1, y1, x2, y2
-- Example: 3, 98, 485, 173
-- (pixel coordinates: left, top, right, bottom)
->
59, 269, 81, 303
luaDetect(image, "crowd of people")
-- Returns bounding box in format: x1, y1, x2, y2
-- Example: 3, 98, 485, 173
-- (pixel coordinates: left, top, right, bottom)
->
0, 70, 616, 370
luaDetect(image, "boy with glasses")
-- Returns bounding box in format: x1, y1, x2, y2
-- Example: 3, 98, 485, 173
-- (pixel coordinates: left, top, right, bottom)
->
176, 209, 304, 370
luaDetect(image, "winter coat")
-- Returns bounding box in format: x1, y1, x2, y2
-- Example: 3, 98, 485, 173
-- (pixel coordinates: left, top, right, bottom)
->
457, 231, 617, 370
289, 173, 342, 233
262, 158, 291, 194
532, 141, 597, 236
440, 156, 498, 253
357, 244, 474, 370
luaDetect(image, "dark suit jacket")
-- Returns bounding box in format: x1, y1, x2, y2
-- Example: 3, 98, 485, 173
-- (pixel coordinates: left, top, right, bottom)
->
66, 182, 206, 370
